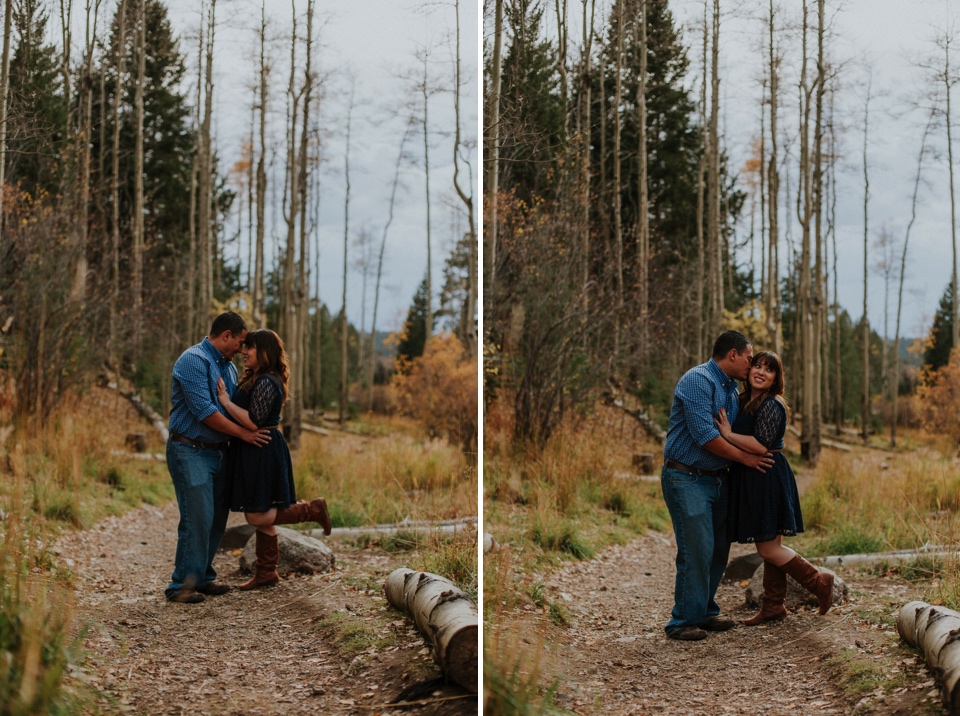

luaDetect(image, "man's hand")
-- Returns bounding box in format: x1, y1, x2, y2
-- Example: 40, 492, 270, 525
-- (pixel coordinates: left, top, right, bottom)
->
239, 428, 272, 447
741, 451, 774, 473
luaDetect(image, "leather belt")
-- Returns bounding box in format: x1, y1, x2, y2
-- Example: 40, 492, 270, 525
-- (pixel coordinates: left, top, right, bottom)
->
663, 459, 728, 478
170, 433, 229, 450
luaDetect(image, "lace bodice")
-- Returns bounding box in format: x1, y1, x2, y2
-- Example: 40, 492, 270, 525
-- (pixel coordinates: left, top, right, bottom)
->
238, 374, 284, 428
732, 396, 786, 450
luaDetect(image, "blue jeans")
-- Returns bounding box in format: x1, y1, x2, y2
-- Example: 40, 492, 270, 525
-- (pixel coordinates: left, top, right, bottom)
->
660, 466, 730, 634
165, 440, 229, 598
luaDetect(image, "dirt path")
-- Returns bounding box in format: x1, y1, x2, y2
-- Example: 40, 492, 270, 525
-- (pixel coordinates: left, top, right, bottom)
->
532, 534, 943, 715
57, 502, 478, 716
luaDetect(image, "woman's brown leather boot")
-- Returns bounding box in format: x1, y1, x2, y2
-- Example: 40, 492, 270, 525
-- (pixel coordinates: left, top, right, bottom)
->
238, 530, 280, 590
273, 498, 332, 535
782, 554, 835, 615
743, 561, 788, 626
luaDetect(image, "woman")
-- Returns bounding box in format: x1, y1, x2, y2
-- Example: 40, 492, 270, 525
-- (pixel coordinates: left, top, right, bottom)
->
216, 328, 332, 590
715, 351, 835, 624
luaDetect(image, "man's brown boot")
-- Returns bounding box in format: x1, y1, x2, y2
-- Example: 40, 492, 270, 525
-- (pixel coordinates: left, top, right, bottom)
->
273, 498, 332, 535
782, 554, 835, 615
743, 561, 788, 626
238, 530, 280, 590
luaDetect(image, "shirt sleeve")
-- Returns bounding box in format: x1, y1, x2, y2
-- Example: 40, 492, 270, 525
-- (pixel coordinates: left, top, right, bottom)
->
172, 353, 220, 422
754, 398, 787, 448
676, 371, 722, 447
248, 377, 281, 428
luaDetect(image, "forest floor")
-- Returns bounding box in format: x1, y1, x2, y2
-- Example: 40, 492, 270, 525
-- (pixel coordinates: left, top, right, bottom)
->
501, 449, 949, 716
51, 391, 478, 716
57, 500, 478, 716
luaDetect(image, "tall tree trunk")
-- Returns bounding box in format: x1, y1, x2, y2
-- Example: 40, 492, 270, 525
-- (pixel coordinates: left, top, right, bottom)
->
0, 0, 12, 254
892, 110, 934, 447
422, 52, 434, 346
766, 0, 781, 354
580, 0, 594, 327
861, 79, 872, 444
74, 0, 100, 303
281, 0, 299, 436
452, 0, 477, 356
198, 0, 216, 332
339, 84, 355, 425
636, 0, 649, 361
254, 1, 267, 326
806, 0, 824, 463
707, 0, 722, 332
947, 36, 960, 354
487, 0, 503, 307
554, 0, 568, 140
132, 0, 146, 359
110, 0, 126, 361
369, 122, 413, 410
797, 0, 814, 457
612, 0, 624, 357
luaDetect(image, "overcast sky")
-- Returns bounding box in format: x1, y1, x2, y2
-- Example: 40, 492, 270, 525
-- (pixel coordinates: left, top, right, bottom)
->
525, 0, 960, 342
155, 0, 479, 333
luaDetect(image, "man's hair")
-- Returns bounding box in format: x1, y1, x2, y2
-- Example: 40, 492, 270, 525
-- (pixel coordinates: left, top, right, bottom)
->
712, 330, 751, 359
209, 311, 247, 338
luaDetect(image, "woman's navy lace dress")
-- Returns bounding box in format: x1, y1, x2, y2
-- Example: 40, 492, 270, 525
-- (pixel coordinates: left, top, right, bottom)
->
223, 373, 296, 513
727, 396, 804, 544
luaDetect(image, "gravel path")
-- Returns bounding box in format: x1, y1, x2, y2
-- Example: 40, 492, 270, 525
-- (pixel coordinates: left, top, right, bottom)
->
530, 534, 944, 715
57, 501, 478, 716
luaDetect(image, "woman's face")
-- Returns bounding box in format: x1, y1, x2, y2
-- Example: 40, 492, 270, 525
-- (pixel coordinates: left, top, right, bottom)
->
749, 360, 776, 393
241, 344, 260, 371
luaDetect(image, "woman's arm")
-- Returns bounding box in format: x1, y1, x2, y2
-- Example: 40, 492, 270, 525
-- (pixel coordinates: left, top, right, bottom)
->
714, 408, 769, 455
217, 378, 258, 430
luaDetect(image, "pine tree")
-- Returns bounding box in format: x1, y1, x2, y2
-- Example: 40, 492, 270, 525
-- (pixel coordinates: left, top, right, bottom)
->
924, 285, 954, 372
5, 0, 68, 196
92, 0, 195, 257
397, 278, 434, 362
497, 0, 565, 201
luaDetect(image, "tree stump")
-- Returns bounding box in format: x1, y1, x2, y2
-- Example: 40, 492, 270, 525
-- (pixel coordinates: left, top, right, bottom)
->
632, 453, 655, 474
125, 432, 147, 452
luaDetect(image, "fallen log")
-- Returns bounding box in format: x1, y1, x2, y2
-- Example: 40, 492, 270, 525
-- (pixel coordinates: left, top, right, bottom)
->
812, 545, 953, 569
308, 516, 477, 541
786, 424, 851, 451
897, 600, 960, 714
384, 568, 477, 693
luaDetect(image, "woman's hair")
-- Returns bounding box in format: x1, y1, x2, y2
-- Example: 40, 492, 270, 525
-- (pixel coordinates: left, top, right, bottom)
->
237, 329, 289, 403
740, 350, 788, 415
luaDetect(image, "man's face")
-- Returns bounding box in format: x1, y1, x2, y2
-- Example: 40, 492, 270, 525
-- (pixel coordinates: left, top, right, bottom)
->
223, 330, 247, 359
731, 345, 753, 381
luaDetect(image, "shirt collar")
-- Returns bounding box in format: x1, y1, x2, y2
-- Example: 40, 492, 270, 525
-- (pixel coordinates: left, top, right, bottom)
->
708, 358, 739, 391
201, 336, 230, 365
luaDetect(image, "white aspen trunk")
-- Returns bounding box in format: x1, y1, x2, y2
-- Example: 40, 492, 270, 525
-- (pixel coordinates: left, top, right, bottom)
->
109, 0, 125, 362
947, 37, 960, 353
197, 0, 216, 333
767, 0, 781, 355
452, 0, 477, 356
422, 54, 433, 346
369, 122, 413, 409
807, 0, 824, 464
339, 85, 354, 425
708, 0, 722, 331
74, 0, 100, 304
861, 81, 871, 444
695, 0, 707, 360
797, 0, 814, 457
636, 0, 648, 360
488, 0, 503, 302
892, 111, 934, 447
554, 0, 568, 140
897, 601, 960, 713
384, 568, 478, 693
0, 0, 12, 254
132, 0, 145, 359
580, 0, 594, 321
254, 2, 267, 326
612, 0, 624, 356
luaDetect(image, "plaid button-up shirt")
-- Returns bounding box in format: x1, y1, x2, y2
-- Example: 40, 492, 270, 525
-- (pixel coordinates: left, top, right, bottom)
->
168, 337, 239, 444
663, 358, 741, 472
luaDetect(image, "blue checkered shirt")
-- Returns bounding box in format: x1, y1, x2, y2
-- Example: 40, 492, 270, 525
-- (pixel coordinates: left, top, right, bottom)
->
663, 358, 741, 472
168, 337, 239, 443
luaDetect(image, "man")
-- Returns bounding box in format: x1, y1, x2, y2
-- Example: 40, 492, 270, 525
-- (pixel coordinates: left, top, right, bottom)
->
165, 312, 272, 604
661, 330, 774, 641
